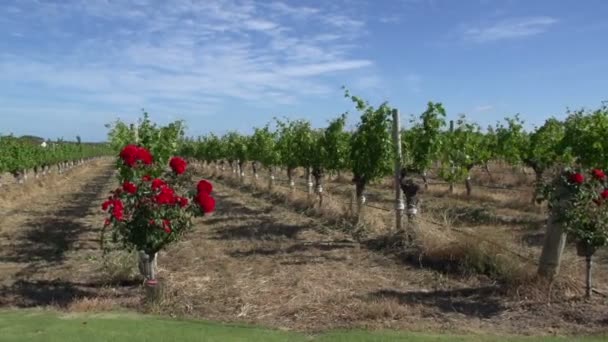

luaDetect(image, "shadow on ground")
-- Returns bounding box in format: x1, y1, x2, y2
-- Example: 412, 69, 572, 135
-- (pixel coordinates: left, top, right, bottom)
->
0, 279, 137, 308
368, 286, 504, 319
208, 193, 316, 241
0, 165, 116, 307
229, 240, 355, 258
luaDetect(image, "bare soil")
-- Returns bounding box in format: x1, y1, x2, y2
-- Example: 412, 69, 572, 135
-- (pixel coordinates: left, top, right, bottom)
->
0, 161, 607, 337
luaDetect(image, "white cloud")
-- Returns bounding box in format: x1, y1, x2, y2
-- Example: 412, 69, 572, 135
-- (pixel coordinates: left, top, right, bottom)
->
379, 15, 401, 24
464, 16, 558, 43
242, 19, 279, 32
0, 0, 373, 114
473, 105, 494, 112
322, 14, 366, 31
264, 2, 319, 17
281, 60, 372, 77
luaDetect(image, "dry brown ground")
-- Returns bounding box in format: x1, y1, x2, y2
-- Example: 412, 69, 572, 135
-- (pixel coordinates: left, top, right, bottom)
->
0, 161, 607, 337
0, 159, 140, 310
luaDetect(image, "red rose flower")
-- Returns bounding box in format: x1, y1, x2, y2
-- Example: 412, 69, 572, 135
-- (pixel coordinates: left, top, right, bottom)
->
101, 200, 111, 211
104, 218, 111, 226
149, 219, 156, 225
111, 199, 124, 221
137, 147, 153, 165
177, 196, 189, 208
155, 186, 176, 205
162, 219, 172, 234
601, 189, 608, 199
151, 178, 167, 191
196, 193, 216, 214
593, 169, 606, 181
569, 172, 585, 185
119, 145, 153, 167
119, 144, 139, 167
169, 157, 187, 175
142, 175, 152, 182
197, 179, 213, 195
122, 181, 137, 194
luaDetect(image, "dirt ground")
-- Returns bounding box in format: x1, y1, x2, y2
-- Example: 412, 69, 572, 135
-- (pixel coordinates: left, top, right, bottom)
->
0, 160, 607, 337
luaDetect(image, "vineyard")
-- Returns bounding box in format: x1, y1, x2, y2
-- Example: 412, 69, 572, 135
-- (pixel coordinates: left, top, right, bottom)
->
0, 135, 112, 184
182, 97, 608, 203
1, 97, 608, 340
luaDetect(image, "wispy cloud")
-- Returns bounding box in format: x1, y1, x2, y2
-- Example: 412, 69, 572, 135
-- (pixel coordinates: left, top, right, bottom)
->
473, 105, 494, 112
378, 15, 401, 24
464, 16, 558, 43
0, 0, 373, 116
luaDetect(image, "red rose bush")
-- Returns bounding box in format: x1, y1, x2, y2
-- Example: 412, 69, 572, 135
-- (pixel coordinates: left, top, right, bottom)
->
102, 144, 215, 282
544, 168, 608, 296
546, 168, 608, 253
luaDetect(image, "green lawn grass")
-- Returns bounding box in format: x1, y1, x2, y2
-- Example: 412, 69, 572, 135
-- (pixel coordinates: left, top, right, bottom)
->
0, 310, 605, 342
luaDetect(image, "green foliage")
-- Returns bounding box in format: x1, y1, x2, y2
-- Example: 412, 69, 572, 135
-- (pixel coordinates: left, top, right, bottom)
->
478, 126, 497, 169
107, 181, 197, 256
493, 114, 528, 165
194, 133, 224, 163
344, 89, 393, 189
107, 113, 185, 181
546, 169, 608, 248
561, 104, 608, 169
249, 125, 280, 169
0, 135, 111, 174
178, 137, 197, 159
320, 113, 351, 173
523, 118, 566, 173
275, 118, 315, 170
222, 131, 249, 164
438, 114, 486, 184
105, 121, 136, 152
106, 112, 185, 168
400, 125, 417, 168
104, 114, 211, 258
408, 102, 446, 173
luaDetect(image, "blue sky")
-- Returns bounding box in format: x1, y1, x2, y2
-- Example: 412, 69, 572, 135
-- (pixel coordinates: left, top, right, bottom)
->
1, 0, 607, 142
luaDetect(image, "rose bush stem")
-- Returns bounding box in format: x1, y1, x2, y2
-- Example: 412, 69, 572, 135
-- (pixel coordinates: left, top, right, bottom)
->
586, 255, 593, 299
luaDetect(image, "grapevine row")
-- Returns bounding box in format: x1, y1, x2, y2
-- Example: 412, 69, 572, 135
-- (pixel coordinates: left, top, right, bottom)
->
180, 91, 608, 205
0, 135, 113, 177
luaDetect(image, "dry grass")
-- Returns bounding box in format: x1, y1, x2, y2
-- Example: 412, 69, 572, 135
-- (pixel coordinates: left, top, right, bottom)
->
97, 250, 140, 286
210, 167, 608, 297
152, 189, 458, 331
216, 169, 538, 281
67, 297, 119, 312
221, 175, 355, 229
424, 184, 539, 213
213, 170, 539, 286
0, 158, 111, 211
1, 161, 607, 336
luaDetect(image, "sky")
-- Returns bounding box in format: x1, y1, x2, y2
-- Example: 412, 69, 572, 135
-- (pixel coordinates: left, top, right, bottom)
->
1, 0, 607, 142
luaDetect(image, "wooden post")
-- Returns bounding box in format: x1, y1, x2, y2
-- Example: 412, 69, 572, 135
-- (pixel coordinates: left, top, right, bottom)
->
313, 168, 324, 207
307, 167, 314, 199
392, 109, 405, 231
268, 167, 275, 190
538, 171, 571, 280
239, 161, 245, 183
